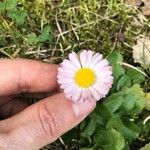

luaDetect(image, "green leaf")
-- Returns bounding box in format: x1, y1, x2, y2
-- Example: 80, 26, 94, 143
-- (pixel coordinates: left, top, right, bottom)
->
126, 68, 145, 84
0, 2, 6, 12
120, 84, 145, 115
140, 143, 150, 150
94, 129, 113, 147
95, 104, 112, 125
81, 118, 97, 137
90, 112, 104, 125
5, 0, 17, 10
106, 116, 140, 140
108, 52, 125, 83
26, 33, 39, 45
121, 117, 140, 140
117, 75, 131, 91
106, 115, 123, 130
106, 129, 125, 150
94, 129, 125, 150
38, 25, 52, 42
103, 92, 123, 113
0, 0, 17, 13
8, 10, 27, 25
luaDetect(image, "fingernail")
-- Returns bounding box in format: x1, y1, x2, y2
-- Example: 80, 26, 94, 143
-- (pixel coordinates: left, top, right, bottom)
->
72, 100, 96, 117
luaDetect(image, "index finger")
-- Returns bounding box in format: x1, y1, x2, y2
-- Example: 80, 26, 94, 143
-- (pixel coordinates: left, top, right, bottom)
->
0, 59, 58, 96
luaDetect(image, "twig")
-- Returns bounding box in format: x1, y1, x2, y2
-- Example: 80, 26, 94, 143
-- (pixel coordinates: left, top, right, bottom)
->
121, 62, 147, 77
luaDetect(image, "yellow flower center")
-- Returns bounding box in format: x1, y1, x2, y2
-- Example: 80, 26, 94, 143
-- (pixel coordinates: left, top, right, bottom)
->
74, 68, 96, 88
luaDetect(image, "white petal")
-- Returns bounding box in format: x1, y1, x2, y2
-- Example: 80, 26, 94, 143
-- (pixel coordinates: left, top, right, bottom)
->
64, 84, 76, 94
62, 59, 78, 71
58, 78, 74, 84
95, 59, 109, 69
96, 70, 112, 76
93, 82, 110, 95
94, 66, 112, 76
69, 52, 81, 68
58, 67, 74, 74
80, 50, 87, 67
81, 89, 92, 99
81, 89, 88, 99
89, 53, 103, 68
93, 53, 100, 59
57, 73, 74, 78
86, 51, 94, 67
97, 75, 113, 84
89, 87, 101, 100
60, 83, 71, 89
72, 87, 82, 102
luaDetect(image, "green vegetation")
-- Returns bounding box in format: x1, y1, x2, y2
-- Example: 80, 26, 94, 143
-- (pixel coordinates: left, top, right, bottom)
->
0, 0, 150, 150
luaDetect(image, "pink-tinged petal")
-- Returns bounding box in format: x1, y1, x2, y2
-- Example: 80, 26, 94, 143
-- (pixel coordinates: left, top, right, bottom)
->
78, 89, 93, 103
95, 66, 113, 77
80, 50, 88, 67
57, 72, 74, 78
86, 50, 94, 67
93, 53, 99, 59
96, 70, 112, 76
97, 76, 113, 84
77, 98, 85, 103
62, 59, 78, 71
98, 66, 112, 73
60, 83, 70, 89
85, 98, 96, 103
93, 82, 110, 95
95, 59, 109, 69
72, 87, 82, 102
66, 93, 72, 99
89, 87, 101, 100
57, 75, 72, 80
64, 84, 76, 94
81, 89, 88, 99
89, 53, 103, 68
58, 78, 74, 84
58, 67, 74, 74
83, 89, 93, 99
69, 52, 81, 68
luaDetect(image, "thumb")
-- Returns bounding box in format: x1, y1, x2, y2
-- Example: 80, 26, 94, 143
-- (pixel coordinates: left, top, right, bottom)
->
0, 93, 96, 150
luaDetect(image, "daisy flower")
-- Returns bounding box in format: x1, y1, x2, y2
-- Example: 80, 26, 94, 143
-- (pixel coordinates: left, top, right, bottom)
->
57, 50, 113, 102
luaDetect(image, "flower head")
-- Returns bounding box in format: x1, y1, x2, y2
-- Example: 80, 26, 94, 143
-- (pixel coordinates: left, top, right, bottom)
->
57, 50, 113, 102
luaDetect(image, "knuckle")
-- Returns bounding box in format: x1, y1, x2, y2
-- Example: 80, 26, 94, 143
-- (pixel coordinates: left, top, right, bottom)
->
37, 102, 65, 139
16, 64, 30, 92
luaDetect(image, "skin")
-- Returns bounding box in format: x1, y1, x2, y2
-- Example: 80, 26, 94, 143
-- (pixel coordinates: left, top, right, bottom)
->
0, 59, 96, 150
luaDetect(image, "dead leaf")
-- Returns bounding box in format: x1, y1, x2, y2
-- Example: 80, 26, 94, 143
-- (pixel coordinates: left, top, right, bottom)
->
125, 0, 142, 6
132, 36, 150, 69
142, 7, 150, 15
142, 0, 150, 7
142, 0, 150, 15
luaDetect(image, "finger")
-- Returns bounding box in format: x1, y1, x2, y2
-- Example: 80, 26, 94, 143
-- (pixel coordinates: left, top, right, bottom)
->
0, 59, 58, 96
0, 99, 29, 118
0, 94, 96, 150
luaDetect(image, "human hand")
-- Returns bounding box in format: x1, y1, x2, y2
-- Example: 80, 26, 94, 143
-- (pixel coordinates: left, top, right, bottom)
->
0, 59, 96, 150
